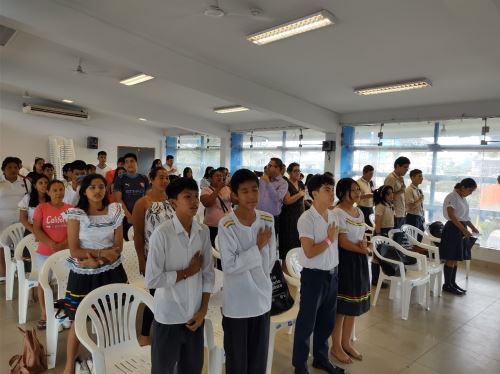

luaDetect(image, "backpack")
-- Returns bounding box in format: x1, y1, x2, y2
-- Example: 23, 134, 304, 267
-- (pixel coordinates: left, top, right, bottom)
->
9, 327, 48, 374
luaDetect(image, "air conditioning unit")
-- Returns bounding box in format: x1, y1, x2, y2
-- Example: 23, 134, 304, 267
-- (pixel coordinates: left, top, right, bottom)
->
22, 104, 89, 121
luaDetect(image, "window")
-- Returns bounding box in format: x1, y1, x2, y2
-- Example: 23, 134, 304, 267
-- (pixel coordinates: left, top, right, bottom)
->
176, 135, 220, 180
350, 118, 500, 250
241, 129, 325, 176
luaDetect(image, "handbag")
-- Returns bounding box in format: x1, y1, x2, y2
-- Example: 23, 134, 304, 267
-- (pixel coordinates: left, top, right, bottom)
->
377, 244, 417, 277
270, 260, 294, 316
9, 327, 48, 374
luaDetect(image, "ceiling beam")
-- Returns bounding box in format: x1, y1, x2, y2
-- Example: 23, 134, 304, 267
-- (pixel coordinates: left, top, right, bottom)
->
340, 99, 500, 125
1, 0, 340, 133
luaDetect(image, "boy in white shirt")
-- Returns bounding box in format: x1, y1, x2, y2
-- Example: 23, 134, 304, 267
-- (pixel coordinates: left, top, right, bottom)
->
146, 177, 215, 374
218, 169, 276, 374
95, 150, 112, 176
292, 174, 345, 374
63, 160, 86, 206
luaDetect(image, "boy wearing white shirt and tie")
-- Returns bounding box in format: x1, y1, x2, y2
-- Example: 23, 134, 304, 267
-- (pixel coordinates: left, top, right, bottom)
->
146, 177, 215, 374
292, 174, 345, 374
218, 169, 277, 374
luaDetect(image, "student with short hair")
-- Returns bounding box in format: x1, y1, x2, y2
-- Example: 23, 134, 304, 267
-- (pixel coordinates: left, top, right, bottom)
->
357, 165, 376, 226
405, 169, 425, 232
292, 173, 345, 374
95, 150, 112, 177
63, 160, 86, 206
42, 163, 55, 181
85, 164, 96, 175
146, 177, 214, 374
384, 156, 410, 229
163, 154, 178, 176
218, 169, 276, 374
113, 153, 149, 240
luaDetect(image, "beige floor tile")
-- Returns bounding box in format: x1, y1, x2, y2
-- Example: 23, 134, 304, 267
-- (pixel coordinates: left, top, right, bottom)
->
444, 323, 500, 361
398, 362, 442, 374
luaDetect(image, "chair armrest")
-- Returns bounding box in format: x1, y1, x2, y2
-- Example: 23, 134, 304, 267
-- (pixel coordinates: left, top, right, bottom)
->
372, 245, 406, 279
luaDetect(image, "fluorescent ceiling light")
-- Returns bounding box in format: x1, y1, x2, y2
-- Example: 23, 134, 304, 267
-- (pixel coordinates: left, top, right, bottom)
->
213, 105, 249, 114
61, 99, 74, 103
247, 10, 335, 45
354, 79, 432, 96
120, 73, 155, 86
138, 118, 147, 121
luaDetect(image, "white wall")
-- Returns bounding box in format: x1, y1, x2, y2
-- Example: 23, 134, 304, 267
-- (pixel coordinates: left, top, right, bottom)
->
0, 98, 165, 168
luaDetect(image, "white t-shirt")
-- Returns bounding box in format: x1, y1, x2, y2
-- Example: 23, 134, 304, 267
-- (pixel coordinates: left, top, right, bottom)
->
297, 205, 339, 270
95, 164, 112, 177
18, 194, 36, 224
443, 190, 470, 221
0, 175, 30, 232
218, 210, 277, 318
163, 164, 178, 176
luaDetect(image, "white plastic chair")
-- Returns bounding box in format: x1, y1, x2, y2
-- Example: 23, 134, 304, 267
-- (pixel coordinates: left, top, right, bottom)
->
0, 223, 25, 300
39, 249, 70, 369
14, 234, 38, 324
371, 236, 430, 320
74, 283, 154, 373
204, 270, 224, 374
401, 224, 444, 296
126, 226, 134, 241
121, 242, 145, 289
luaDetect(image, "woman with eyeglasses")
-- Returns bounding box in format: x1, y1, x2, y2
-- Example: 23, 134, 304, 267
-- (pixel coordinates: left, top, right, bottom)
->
278, 162, 305, 265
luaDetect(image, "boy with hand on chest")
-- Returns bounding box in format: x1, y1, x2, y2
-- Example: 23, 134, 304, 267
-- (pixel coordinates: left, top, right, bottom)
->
218, 169, 277, 374
145, 177, 215, 374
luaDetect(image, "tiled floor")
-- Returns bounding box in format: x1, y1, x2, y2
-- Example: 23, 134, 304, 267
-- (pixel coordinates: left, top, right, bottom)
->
1, 261, 499, 373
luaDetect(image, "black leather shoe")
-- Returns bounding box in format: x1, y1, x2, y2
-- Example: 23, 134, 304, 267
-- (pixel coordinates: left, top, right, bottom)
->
312, 359, 346, 374
294, 366, 310, 374
443, 284, 464, 295
452, 283, 467, 293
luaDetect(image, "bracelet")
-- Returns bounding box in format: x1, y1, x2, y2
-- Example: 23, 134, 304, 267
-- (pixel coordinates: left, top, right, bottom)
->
324, 237, 332, 246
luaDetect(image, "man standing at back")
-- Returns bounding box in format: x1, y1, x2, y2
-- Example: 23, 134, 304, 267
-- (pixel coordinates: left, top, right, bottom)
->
164, 155, 178, 176
257, 157, 289, 235
95, 150, 112, 177
114, 153, 149, 240
357, 165, 376, 226
384, 156, 410, 230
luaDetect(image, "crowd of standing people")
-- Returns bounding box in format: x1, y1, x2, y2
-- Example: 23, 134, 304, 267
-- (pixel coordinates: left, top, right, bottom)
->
0, 150, 484, 374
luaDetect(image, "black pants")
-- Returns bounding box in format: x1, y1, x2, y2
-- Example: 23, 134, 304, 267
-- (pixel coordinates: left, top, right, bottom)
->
393, 216, 406, 244
292, 268, 338, 369
359, 206, 373, 226
274, 215, 280, 237
405, 213, 424, 231
151, 320, 204, 374
208, 226, 218, 248
140, 288, 156, 336
222, 312, 270, 374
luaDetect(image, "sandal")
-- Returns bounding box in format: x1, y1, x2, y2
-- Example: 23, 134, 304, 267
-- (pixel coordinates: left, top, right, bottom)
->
37, 319, 47, 330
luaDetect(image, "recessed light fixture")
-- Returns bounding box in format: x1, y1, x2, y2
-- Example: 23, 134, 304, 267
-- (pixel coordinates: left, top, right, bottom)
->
120, 73, 155, 86
213, 105, 249, 114
138, 118, 147, 121
247, 10, 335, 45
62, 99, 74, 103
354, 79, 432, 96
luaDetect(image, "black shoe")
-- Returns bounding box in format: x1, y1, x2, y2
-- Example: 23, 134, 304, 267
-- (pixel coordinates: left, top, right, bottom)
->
312, 359, 346, 374
452, 283, 467, 293
442, 284, 464, 295
294, 367, 310, 374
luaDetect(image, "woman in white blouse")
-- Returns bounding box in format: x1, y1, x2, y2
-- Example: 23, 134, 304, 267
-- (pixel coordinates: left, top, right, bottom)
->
439, 178, 479, 295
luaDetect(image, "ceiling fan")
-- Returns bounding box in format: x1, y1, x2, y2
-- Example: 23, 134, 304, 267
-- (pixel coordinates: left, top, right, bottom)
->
202, 0, 272, 21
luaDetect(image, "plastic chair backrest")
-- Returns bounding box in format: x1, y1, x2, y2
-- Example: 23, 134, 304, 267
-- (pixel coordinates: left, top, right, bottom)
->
121, 242, 142, 285
401, 225, 423, 244
0, 223, 25, 251
372, 235, 427, 274
39, 249, 70, 302
127, 226, 134, 241
14, 234, 38, 278
74, 284, 154, 370
286, 248, 302, 280
369, 213, 375, 227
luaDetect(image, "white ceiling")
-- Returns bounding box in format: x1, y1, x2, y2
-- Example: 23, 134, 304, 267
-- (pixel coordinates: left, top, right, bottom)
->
1, 0, 500, 136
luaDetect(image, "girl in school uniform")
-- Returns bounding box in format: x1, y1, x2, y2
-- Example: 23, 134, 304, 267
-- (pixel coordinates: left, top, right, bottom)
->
32, 179, 72, 329
330, 178, 370, 364
439, 178, 479, 295
132, 166, 174, 346
371, 185, 395, 286
62, 174, 128, 374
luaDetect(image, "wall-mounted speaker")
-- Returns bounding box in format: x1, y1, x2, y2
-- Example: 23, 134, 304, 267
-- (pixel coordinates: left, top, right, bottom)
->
87, 136, 98, 149
322, 140, 336, 152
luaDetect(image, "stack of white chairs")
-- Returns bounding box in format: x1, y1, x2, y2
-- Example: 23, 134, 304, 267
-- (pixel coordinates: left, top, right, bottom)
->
371, 236, 430, 320
39, 249, 70, 369
401, 224, 444, 296
121, 241, 145, 289
74, 283, 153, 373
14, 234, 38, 324
0, 223, 25, 300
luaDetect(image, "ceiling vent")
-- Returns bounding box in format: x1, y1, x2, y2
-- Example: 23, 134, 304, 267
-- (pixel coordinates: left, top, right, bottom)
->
0, 25, 16, 46
22, 104, 89, 121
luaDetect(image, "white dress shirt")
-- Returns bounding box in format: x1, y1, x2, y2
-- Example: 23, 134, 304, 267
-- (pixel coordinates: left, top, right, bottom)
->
443, 190, 470, 221
145, 214, 215, 324
297, 205, 339, 270
63, 184, 80, 206
0, 175, 30, 232
218, 210, 277, 318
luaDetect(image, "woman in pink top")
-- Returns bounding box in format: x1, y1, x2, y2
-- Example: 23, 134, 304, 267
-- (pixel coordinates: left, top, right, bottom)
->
200, 167, 233, 247
33, 179, 73, 329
